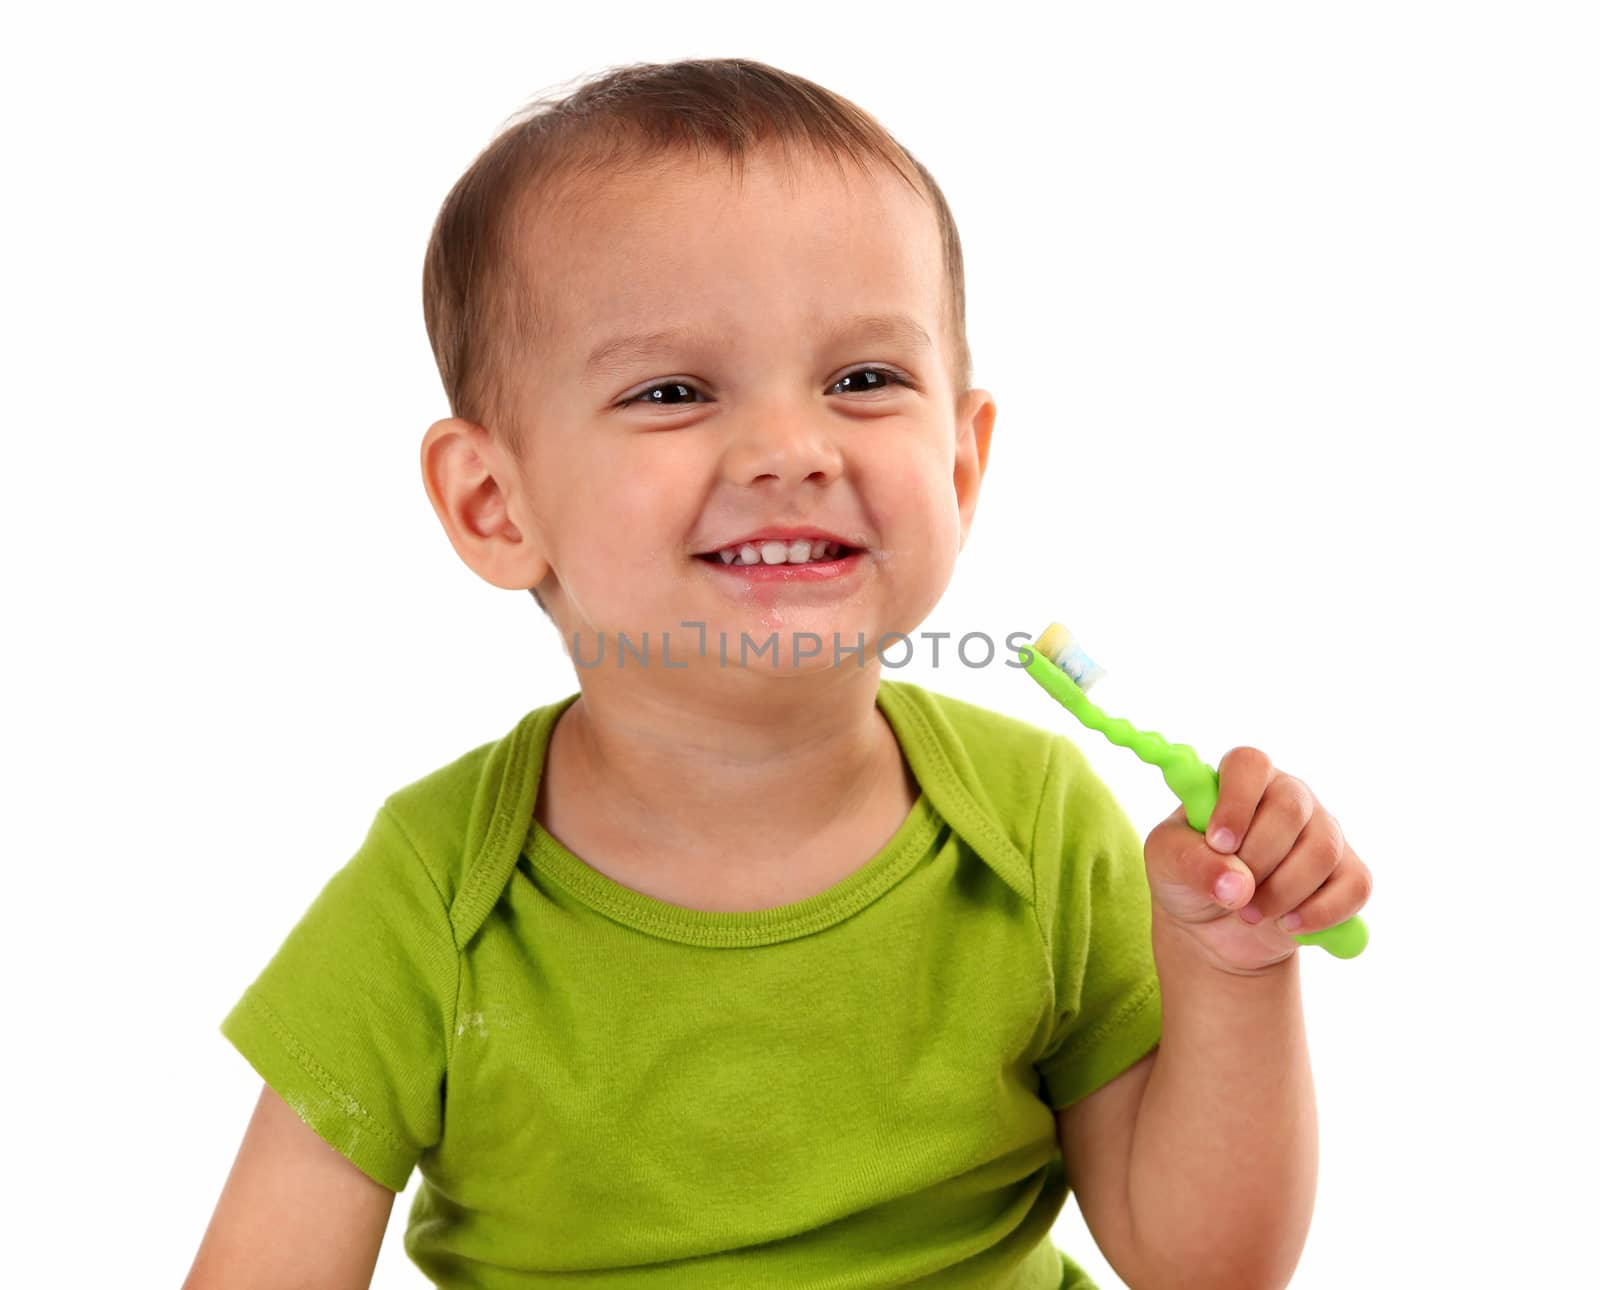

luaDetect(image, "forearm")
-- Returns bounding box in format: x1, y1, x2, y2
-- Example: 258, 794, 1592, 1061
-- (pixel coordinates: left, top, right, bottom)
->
1124, 912, 1318, 1290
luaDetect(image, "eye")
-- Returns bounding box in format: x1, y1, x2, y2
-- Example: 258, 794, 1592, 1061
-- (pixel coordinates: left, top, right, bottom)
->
830, 365, 912, 396
621, 380, 706, 408
618, 365, 912, 408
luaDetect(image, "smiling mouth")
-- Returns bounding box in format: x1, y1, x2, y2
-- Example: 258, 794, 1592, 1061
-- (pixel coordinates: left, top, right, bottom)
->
695, 539, 862, 567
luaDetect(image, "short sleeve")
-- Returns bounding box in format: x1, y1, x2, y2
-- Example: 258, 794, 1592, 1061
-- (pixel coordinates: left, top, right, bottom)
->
220, 804, 459, 1191
1031, 736, 1163, 1111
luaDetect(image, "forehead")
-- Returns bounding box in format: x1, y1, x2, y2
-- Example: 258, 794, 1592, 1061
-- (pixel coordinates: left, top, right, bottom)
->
519, 146, 946, 365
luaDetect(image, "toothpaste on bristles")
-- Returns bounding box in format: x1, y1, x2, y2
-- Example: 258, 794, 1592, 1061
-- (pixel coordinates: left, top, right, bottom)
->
1033, 622, 1107, 692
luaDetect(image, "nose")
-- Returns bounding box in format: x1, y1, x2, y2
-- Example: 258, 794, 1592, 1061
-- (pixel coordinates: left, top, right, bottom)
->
719, 410, 845, 491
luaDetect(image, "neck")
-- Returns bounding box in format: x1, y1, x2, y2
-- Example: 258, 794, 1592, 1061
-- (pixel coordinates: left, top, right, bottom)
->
545, 664, 902, 863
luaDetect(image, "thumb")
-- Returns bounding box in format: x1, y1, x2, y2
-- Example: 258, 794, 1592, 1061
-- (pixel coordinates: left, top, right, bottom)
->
1210, 852, 1255, 909
1148, 805, 1256, 914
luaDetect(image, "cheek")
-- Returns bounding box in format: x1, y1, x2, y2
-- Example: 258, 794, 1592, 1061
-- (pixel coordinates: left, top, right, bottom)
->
879, 458, 963, 561
925, 476, 969, 584
551, 466, 691, 613
560, 451, 676, 548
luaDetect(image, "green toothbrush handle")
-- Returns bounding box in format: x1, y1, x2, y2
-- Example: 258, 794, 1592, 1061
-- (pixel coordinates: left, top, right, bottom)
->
1021, 646, 1369, 960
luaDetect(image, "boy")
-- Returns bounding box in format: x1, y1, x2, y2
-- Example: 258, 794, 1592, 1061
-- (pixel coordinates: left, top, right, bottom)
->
186, 58, 1372, 1290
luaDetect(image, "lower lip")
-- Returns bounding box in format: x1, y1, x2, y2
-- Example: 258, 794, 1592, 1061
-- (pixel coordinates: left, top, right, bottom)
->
697, 550, 865, 581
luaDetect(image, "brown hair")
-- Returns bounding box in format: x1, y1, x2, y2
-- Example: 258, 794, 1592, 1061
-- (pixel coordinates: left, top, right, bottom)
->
421, 57, 975, 614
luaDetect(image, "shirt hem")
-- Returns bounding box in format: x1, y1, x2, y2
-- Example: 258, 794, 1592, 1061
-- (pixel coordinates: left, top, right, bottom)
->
220, 989, 414, 1192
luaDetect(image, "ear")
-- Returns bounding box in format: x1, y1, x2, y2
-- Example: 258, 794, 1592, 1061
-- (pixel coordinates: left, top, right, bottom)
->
419, 417, 551, 591
953, 388, 997, 551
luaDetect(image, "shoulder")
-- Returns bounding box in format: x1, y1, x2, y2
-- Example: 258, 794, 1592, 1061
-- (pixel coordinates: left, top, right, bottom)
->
887, 678, 1059, 754
881, 677, 1090, 817
375, 696, 571, 944
879, 680, 1097, 904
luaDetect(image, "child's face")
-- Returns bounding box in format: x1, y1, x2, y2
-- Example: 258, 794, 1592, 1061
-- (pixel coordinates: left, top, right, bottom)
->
498, 144, 994, 668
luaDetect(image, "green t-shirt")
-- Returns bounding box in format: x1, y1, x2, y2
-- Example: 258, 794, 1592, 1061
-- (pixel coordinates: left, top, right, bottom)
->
221, 679, 1162, 1288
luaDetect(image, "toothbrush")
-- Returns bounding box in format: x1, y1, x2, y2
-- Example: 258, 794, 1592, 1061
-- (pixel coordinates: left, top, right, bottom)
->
1020, 622, 1369, 960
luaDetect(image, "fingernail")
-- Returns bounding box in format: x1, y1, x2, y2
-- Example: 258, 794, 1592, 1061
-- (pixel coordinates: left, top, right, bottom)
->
1209, 827, 1237, 853
1239, 904, 1263, 925
1278, 912, 1303, 932
1214, 872, 1246, 906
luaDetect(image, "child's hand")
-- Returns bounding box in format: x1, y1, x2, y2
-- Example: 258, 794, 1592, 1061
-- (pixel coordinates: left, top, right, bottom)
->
1142, 746, 1373, 974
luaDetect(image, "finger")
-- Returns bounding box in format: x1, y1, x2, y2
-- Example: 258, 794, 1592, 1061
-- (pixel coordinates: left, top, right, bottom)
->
1235, 774, 1318, 883
1237, 809, 1343, 926
1276, 848, 1373, 934
1205, 747, 1273, 856
1170, 808, 1261, 911
1147, 806, 1252, 910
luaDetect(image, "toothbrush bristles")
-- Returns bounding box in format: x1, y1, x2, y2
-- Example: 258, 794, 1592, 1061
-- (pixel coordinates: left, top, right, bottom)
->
1036, 621, 1107, 692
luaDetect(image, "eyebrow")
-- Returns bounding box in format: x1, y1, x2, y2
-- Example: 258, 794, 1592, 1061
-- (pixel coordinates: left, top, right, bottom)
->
582, 312, 935, 378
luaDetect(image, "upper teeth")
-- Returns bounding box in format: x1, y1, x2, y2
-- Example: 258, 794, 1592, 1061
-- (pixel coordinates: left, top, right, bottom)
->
715, 539, 845, 565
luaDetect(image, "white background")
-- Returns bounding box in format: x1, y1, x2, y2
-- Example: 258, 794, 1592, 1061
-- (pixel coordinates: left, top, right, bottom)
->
4, 1, 1595, 1285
